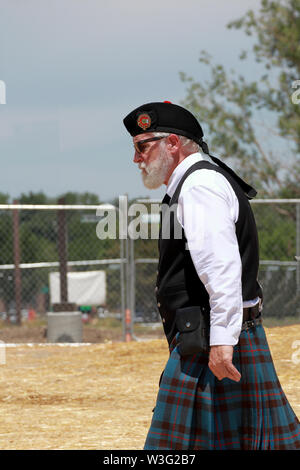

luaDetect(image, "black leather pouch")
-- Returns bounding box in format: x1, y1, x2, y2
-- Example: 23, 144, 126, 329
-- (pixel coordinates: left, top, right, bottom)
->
175, 306, 210, 356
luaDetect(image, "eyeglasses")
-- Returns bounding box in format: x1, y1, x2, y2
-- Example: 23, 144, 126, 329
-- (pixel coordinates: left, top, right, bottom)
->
133, 136, 166, 154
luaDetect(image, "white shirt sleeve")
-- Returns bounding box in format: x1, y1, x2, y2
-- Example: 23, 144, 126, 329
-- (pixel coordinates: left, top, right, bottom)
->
177, 170, 243, 346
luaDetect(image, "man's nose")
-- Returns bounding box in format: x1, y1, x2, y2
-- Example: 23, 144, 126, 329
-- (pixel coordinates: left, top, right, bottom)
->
133, 151, 143, 163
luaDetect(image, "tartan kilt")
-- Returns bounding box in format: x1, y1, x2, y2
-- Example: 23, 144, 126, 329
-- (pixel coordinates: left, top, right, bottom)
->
144, 324, 300, 450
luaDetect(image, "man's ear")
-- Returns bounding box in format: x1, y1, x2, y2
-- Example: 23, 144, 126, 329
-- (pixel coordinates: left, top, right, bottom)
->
166, 134, 180, 152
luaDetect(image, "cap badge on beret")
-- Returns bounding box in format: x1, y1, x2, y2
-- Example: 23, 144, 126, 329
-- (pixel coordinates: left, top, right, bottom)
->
137, 113, 151, 131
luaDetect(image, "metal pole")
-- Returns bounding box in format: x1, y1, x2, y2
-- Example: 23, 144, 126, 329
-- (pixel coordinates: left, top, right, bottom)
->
57, 197, 68, 305
123, 194, 132, 342
130, 237, 135, 333
125, 223, 132, 342
12, 200, 22, 325
120, 237, 126, 340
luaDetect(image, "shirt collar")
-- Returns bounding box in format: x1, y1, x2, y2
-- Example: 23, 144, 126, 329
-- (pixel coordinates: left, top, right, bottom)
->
166, 151, 214, 198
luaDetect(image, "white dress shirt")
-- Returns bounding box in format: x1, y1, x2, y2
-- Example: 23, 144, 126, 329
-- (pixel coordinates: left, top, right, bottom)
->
166, 152, 259, 346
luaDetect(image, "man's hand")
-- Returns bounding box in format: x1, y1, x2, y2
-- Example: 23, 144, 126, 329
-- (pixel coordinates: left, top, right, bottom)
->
208, 345, 241, 382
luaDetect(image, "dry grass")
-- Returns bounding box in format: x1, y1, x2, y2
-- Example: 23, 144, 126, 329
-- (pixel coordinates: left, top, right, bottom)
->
0, 324, 299, 450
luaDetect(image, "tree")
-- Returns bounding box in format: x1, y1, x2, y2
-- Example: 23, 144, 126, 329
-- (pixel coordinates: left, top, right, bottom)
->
180, 0, 300, 198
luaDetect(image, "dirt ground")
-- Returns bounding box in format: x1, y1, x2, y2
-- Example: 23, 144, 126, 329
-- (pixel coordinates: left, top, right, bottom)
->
0, 320, 165, 344
0, 324, 299, 450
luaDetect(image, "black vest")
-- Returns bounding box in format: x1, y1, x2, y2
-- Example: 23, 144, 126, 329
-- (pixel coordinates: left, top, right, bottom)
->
156, 161, 263, 345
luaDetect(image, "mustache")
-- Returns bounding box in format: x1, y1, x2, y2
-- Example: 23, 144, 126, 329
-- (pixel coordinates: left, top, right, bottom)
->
138, 162, 148, 173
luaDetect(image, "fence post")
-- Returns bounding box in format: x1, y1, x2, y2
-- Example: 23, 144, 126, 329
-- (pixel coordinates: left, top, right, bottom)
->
130, 237, 135, 330
57, 197, 68, 304
12, 200, 22, 325
122, 194, 132, 342
125, 239, 132, 341
47, 199, 80, 343
120, 237, 127, 341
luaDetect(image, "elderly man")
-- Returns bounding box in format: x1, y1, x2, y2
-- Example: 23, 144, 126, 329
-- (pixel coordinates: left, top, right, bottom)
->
123, 101, 300, 450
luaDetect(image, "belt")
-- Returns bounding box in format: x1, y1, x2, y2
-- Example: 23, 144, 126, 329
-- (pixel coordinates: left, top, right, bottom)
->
242, 303, 260, 322
242, 303, 262, 331
241, 316, 262, 331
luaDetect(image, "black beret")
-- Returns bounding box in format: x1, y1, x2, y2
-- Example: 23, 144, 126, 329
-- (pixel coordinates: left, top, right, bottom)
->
123, 101, 204, 145
123, 101, 258, 199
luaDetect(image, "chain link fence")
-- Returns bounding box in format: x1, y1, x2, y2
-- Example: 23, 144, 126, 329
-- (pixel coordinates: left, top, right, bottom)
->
251, 200, 300, 319
0, 203, 126, 330
131, 199, 300, 330
0, 199, 299, 340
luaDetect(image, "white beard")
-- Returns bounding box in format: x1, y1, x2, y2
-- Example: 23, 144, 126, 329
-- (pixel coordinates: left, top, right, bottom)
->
139, 146, 173, 189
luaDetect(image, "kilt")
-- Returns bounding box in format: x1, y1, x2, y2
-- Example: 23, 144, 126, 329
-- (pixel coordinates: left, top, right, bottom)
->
144, 324, 300, 450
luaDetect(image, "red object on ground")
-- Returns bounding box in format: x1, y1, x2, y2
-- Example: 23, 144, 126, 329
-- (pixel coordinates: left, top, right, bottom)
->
28, 309, 36, 321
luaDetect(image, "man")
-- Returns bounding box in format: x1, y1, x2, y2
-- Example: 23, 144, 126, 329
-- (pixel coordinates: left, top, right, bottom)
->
123, 101, 300, 450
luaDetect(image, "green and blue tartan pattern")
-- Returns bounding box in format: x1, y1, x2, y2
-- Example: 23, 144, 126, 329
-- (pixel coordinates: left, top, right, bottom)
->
144, 325, 300, 450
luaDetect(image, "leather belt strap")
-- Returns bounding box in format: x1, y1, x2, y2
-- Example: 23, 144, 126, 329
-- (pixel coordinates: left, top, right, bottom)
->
241, 316, 262, 332
242, 303, 260, 322
242, 303, 262, 331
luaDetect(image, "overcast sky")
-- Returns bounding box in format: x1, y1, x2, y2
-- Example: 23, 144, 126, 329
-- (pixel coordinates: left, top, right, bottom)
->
0, 0, 264, 202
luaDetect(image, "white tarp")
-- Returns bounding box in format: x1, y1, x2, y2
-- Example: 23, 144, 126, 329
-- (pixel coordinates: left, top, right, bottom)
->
49, 270, 106, 305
